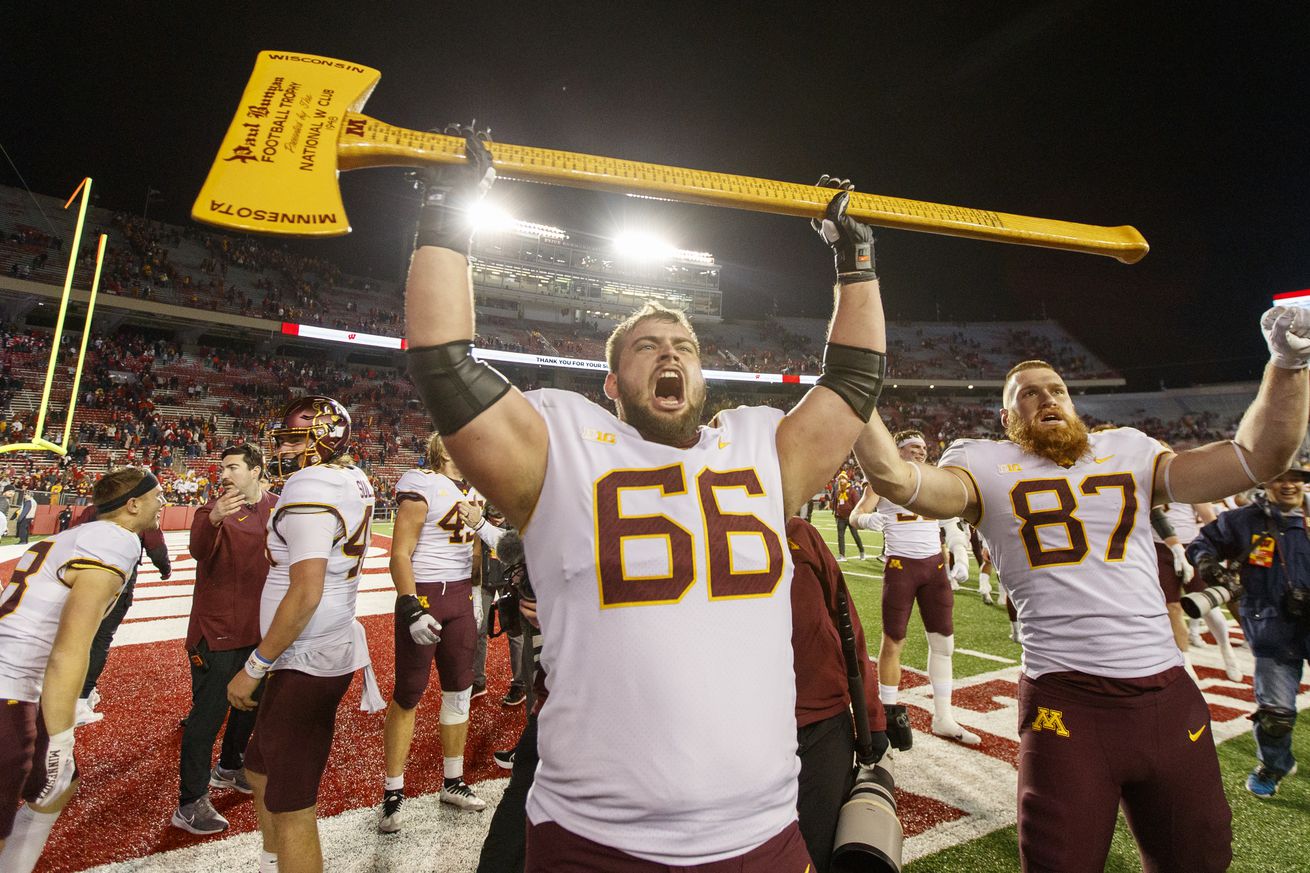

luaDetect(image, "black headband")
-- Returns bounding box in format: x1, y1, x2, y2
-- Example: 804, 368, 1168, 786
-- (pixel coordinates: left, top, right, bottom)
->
95, 471, 160, 514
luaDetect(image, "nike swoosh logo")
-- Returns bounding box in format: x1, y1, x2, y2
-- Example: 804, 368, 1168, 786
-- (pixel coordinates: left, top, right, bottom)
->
1189, 725, 1207, 742
718, 439, 731, 449
237, 516, 249, 522
1094, 455, 1116, 464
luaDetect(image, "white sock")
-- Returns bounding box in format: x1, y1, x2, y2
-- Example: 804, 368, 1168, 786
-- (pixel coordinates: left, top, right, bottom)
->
879, 684, 899, 706
384, 774, 404, 792
978, 572, 992, 596
259, 850, 278, 873
1204, 609, 1233, 656
926, 632, 955, 722
0, 806, 59, 873
444, 756, 463, 781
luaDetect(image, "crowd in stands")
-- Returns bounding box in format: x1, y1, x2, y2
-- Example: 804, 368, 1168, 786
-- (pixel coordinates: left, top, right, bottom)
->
2, 185, 1116, 384
1, 310, 1245, 517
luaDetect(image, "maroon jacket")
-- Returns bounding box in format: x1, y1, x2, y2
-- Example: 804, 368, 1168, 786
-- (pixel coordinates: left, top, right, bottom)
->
832, 481, 860, 520
788, 516, 885, 732
185, 490, 277, 651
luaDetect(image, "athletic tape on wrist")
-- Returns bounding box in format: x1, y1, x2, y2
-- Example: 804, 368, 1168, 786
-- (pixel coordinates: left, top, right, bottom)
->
244, 649, 273, 679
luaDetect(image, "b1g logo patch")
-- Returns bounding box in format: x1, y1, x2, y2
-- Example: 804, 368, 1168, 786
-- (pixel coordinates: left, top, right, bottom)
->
580, 427, 617, 445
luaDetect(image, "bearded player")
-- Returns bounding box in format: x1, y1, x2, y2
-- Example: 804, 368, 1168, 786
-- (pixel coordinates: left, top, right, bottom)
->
226, 397, 385, 873
854, 306, 1310, 872
0, 468, 162, 873
851, 429, 979, 745
403, 132, 886, 869
378, 431, 490, 832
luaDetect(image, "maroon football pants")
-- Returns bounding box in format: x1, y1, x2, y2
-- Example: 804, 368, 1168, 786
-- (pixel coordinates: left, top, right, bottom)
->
1017, 667, 1231, 873
526, 820, 812, 873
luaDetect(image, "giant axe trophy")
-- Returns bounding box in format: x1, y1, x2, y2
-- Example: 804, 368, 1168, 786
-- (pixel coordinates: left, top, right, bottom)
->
193, 51, 1148, 263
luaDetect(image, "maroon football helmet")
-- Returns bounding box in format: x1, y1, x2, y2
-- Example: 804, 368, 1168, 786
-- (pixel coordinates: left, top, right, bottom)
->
268, 396, 352, 477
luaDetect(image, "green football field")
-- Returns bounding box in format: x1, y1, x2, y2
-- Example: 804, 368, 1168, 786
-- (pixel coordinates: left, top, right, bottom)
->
801, 510, 1310, 873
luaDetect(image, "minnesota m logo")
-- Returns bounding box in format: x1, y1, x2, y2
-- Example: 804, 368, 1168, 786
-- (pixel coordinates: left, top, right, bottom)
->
888, 558, 904, 570
1031, 707, 1070, 737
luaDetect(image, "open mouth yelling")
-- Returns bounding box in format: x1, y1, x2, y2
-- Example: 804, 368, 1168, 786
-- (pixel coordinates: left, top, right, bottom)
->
1037, 410, 1065, 426
653, 369, 686, 411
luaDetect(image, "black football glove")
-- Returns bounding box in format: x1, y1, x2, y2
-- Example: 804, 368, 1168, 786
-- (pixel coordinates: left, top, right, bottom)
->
869, 728, 891, 763
811, 175, 876, 284
396, 593, 442, 645
413, 124, 496, 255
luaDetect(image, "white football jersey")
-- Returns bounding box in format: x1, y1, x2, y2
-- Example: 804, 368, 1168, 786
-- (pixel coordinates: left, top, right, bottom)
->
264, 463, 375, 677
1151, 501, 1201, 546
521, 389, 797, 865
0, 521, 141, 701
939, 427, 1181, 679
395, 468, 481, 581
873, 497, 946, 559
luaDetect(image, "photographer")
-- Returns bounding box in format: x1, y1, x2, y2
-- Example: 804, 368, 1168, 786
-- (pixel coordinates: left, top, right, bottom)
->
1188, 467, 1310, 798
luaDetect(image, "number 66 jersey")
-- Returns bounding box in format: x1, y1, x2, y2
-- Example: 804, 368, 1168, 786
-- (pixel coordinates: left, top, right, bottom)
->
521, 389, 796, 865
939, 426, 1182, 680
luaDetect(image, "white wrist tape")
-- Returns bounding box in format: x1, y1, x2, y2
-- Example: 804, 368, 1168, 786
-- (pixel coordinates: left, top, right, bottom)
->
244, 649, 274, 679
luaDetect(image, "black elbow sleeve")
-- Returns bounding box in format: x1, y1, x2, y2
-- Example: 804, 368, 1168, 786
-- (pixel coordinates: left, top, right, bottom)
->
816, 343, 887, 422
1150, 506, 1176, 540
406, 341, 512, 435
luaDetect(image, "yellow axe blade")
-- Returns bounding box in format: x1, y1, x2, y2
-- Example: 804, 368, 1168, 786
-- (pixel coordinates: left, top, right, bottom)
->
193, 51, 380, 237
194, 51, 1148, 263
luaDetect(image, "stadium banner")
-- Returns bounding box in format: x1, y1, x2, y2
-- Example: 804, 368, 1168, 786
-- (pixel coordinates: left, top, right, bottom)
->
279, 321, 819, 384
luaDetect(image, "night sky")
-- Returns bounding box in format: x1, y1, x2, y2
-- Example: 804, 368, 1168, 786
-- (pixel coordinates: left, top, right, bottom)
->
5, 2, 1307, 389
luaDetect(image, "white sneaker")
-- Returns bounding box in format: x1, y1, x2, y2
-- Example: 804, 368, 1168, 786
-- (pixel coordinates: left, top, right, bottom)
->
439, 779, 486, 811
75, 697, 104, 726
931, 718, 981, 746
836, 555, 848, 562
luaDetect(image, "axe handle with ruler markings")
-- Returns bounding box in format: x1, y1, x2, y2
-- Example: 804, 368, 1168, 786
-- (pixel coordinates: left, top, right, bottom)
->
192, 52, 1146, 262
338, 116, 1147, 263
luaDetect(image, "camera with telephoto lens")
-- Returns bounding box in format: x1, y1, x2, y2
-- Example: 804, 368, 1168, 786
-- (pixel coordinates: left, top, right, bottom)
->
1181, 556, 1243, 620
831, 755, 903, 873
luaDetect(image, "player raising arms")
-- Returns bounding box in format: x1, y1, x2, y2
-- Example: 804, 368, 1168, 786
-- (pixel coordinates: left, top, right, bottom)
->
404, 133, 887, 870
378, 431, 491, 832
0, 468, 163, 873
853, 308, 1310, 872
226, 397, 385, 873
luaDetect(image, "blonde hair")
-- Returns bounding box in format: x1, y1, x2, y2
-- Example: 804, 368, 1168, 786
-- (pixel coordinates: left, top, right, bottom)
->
425, 432, 450, 470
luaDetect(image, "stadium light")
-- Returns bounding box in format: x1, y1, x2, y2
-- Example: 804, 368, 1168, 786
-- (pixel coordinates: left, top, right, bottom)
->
613, 231, 676, 262
468, 201, 515, 233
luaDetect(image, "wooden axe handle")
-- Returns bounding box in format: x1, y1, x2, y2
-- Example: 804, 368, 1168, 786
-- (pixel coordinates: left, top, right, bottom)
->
338, 114, 1147, 263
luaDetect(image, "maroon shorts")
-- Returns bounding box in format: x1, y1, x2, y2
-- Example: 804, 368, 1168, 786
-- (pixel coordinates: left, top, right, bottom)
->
1154, 543, 1207, 603
525, 820, 812, 873
0, 700, 48, 837
244, 670, 353, 813
393, 579, 477, 708
1017, 668, 1231, 873
881, 553, 953, 639
970, 527, 988, 566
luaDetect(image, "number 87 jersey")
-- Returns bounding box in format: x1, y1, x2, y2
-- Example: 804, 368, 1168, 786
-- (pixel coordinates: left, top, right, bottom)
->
939, 426, 1182, 679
